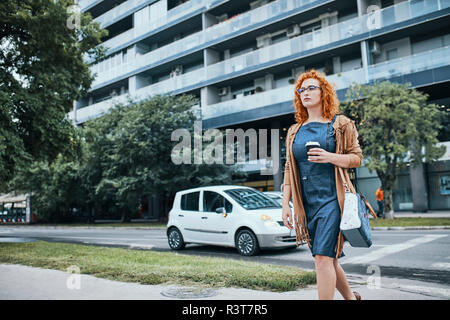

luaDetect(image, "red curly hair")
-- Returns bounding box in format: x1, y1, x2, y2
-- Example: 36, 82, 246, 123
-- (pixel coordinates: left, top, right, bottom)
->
293, 69, 340, 123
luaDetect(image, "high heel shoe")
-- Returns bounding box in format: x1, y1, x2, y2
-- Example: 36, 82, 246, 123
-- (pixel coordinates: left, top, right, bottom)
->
352, 291, 361, 300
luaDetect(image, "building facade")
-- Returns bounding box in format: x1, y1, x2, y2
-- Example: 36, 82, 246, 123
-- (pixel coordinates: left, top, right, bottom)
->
72, 0, 450, 211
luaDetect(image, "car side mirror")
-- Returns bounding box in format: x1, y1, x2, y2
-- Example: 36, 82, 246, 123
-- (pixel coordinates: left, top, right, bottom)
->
215, 207, 226, 214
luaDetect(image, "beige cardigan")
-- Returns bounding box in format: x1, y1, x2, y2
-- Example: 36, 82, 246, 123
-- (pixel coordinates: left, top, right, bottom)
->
283, 114, 363, 258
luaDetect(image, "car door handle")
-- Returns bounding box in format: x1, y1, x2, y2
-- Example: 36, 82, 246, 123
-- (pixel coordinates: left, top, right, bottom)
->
178, 214, 184, 217
201, 217, 208, 219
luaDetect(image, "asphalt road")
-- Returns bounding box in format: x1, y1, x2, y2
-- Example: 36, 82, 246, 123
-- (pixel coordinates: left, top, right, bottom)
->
1, 226, 450, 298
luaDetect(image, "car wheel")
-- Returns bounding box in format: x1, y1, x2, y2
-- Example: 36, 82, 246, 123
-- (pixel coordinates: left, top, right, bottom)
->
235, 229, 260, 256
168, 227, 185, 250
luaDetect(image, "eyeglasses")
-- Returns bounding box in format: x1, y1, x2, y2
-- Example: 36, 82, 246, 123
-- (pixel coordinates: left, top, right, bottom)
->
297, 85, 321, 94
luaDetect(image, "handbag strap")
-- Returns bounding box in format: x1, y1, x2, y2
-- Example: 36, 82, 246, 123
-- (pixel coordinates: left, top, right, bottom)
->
339, 166, 378, 219
338, 167, 351, 193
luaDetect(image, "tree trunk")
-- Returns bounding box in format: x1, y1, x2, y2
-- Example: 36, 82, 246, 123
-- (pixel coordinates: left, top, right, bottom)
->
383, 182, 395, 219
121, 209, 131, 223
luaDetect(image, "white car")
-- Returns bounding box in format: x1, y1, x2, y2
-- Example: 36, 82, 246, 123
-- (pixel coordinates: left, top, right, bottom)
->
166, 185, 296, 256
263, 191, 293, 208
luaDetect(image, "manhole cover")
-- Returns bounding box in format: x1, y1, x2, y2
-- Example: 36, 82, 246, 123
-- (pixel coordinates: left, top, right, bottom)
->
0, 237, 38, 243
161, 286, 218, 299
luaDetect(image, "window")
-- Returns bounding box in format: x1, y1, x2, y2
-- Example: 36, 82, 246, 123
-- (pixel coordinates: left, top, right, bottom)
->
203, 191, 233, 213
225, 189, 281, 210
181, 192, 200, 211
301, 21, 321, 35
386, 48, 398, 60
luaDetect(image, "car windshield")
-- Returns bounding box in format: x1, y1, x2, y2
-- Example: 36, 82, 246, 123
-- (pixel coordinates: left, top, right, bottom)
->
225, 189, 282, 210
267, 195, 283, 206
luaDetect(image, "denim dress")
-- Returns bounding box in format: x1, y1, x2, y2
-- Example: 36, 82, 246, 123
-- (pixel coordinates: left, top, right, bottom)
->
293, 114, 344, 259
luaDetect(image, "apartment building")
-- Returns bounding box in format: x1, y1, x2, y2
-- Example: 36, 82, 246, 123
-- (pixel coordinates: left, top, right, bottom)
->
71, 0, 450, 211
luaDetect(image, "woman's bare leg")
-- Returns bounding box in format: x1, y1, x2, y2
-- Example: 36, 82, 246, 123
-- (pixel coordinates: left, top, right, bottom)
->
333, 258, 357, 300
314, 254, 336, 300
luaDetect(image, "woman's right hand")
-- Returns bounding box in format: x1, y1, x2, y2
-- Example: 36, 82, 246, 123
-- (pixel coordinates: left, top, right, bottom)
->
282, 205, 293, 230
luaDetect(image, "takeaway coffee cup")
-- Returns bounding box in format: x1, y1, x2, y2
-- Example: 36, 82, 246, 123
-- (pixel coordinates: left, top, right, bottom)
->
305, 141, 320, 155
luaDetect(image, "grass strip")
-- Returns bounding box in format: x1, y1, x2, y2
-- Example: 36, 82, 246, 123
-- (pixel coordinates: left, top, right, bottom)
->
5, 217, 450, 229
370, 217, 450, 227
0, 241, 316, 292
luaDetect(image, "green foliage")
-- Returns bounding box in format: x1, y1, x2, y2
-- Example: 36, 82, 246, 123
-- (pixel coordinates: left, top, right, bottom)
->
340, 81, 446, 213
0, 241, 316, 291
83, 94, 244, 221
10, 94, 245, 222
0, 0, 107, 186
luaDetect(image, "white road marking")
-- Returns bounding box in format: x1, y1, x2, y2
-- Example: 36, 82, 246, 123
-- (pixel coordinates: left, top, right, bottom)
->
387, 283, 450, 298
44, 235, 154, 242
431, 262, 450, 270
341, 234, 447, 265
129, 244, 155, 250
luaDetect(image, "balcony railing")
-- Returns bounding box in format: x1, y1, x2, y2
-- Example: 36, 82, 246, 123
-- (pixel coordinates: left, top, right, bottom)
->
201, 70, 366, 119
90, 0, 449, 90
73, 44, 450, 124
90, 0, 325, 87
96, 0, 227, 57
202, 44, 450, 119
79, 0, 101, 11
95, 0, 155, 28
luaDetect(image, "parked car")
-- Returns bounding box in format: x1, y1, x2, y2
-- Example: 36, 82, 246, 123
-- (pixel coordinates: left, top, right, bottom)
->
166, 185, 296, 256
263, 191, 293, 208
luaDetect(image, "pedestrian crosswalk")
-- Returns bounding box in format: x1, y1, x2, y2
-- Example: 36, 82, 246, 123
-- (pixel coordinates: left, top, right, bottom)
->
341, 234, 447, 265
430, 262, 450, 270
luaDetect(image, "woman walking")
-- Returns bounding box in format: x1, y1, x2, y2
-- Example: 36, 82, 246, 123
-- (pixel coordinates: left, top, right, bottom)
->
282, 69, 362, 300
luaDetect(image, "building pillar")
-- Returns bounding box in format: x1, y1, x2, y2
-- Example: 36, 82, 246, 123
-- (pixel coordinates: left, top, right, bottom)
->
271, 119, 283, 191
200, 86, 220, 107
204, 48, 220, 67
202, 12, 217, 29
360, 41, 371, 82
409, 162, 429, 212
265, 73, 274, 90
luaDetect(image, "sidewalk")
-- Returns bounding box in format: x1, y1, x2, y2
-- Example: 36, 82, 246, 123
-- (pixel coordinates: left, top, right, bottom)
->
1, 210, 449, 230
0, 263, 448, 300
392, 210, 450, 218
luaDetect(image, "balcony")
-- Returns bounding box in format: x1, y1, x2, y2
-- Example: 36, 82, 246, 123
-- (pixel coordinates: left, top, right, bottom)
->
95, 0, 228, 58
72, 44, 450, 124
79, 0, 102, 12
90, 0, 449, 91
202, 44, 450, 121
95, 0, 157, 28
90, 0, 331, 88
201, 69, 366, 120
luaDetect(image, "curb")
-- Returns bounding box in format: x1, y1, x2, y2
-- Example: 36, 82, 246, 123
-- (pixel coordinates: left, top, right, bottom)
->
2, 225, 450, 231
0, 225, 167, 231
372, 226, 450, 230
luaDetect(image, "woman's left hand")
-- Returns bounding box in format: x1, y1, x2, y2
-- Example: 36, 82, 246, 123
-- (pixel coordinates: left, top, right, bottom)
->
307, 148, 335, 164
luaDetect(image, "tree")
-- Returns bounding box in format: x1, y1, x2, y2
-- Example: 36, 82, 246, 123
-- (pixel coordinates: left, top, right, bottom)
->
9, 93, 245, 223
0, 0, 107, 186
83, 94, 245, 222
340, 81, 446, 218
10, 153, 88, 222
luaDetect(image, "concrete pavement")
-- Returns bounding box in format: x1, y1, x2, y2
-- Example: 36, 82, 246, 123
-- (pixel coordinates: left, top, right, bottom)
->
0, 263, 448, 300
1, 212, 450, 300
386, 210, 450, 218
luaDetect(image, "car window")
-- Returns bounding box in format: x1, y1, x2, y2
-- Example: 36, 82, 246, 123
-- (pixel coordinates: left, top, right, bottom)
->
225, 189, 281, 210
203, 191, 233, 213
180, 191, 200, 211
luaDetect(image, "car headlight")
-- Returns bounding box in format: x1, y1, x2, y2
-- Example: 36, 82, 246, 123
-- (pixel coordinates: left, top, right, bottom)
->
260, 214, 272, 221
261, 214, 278, 227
